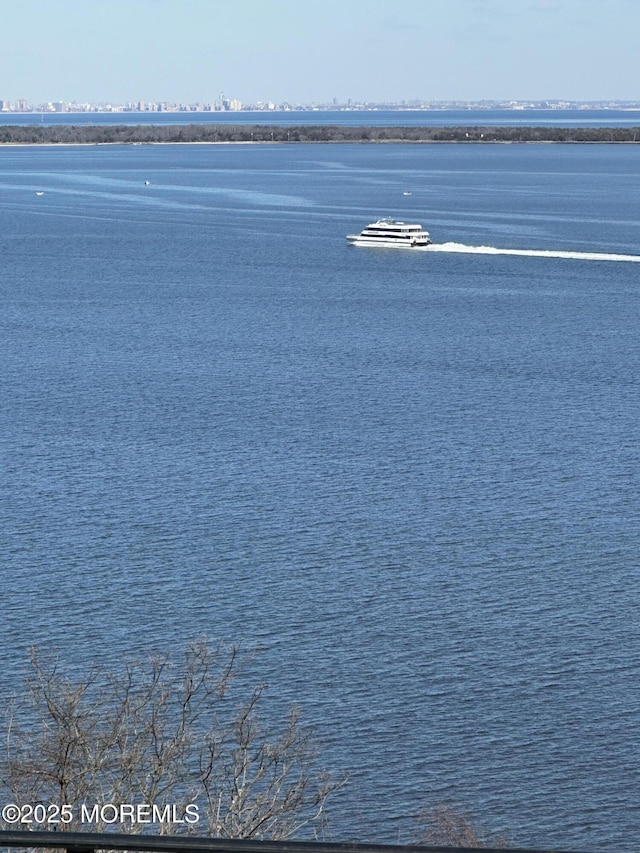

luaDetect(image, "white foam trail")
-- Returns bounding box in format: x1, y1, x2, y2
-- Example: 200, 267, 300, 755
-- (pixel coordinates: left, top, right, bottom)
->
426, 242, 640, 263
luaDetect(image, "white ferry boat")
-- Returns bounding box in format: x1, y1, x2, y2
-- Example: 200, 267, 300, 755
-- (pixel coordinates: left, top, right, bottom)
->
347, 218, 431, 248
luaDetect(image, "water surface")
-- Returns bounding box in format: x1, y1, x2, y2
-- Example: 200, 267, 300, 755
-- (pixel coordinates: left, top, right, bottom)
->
1, 142, 640, 850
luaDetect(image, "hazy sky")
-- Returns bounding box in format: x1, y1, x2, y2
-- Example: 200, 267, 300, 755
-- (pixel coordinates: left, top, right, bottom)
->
2, 0, 639, 105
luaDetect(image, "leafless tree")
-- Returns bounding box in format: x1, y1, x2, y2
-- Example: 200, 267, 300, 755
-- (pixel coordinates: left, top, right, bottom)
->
1, 640, 343, 838
413, 803, 509, 848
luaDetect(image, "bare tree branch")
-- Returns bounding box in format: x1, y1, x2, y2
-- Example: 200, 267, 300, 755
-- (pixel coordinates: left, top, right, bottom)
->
413, 803, 509, 848
1, 640, 344, 838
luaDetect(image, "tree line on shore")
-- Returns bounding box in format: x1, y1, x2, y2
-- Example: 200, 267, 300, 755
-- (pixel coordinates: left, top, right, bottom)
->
0, 123, 638, 145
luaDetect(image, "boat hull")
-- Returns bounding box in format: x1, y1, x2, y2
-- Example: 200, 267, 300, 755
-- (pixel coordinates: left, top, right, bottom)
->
346, 235, 431, 248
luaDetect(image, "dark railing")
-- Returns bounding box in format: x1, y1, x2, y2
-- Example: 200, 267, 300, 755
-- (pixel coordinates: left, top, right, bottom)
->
0, 831, 586, 853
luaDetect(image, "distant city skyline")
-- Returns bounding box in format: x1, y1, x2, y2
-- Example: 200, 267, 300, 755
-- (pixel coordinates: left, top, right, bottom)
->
2, 97, 640, 116
1, 0, 639, 106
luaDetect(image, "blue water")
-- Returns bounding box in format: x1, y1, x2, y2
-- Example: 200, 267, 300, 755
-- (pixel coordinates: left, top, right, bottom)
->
1, 108, 640, 127
1, 142, 640, 850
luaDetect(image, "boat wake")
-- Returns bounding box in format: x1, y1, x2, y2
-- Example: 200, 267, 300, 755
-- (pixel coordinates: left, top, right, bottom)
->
425, 242, 640, 263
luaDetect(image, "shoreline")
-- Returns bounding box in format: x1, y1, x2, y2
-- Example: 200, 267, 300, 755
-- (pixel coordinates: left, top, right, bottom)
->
0, 125, 638, 146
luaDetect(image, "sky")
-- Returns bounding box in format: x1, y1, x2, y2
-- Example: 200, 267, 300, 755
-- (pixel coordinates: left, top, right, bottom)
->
1, 0, 639, 106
